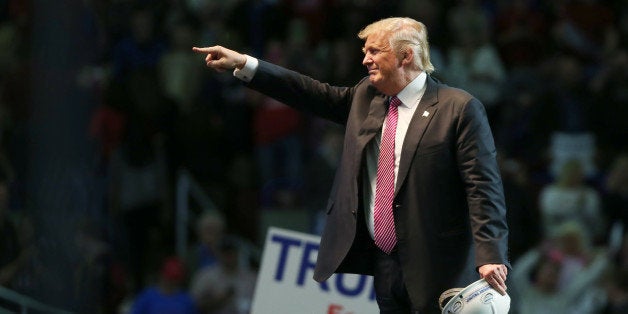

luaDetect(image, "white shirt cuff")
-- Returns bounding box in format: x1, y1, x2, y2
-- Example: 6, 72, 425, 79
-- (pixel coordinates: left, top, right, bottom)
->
233, 55, 258, 82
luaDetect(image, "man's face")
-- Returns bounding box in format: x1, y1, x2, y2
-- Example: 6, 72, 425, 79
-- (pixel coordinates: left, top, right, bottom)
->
362, 32, 402, 95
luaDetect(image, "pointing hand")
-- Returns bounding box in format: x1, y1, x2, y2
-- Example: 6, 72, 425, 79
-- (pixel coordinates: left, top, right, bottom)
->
192, 46, 247, 72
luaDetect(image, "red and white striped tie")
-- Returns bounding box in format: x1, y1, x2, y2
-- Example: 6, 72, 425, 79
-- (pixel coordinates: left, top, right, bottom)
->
374, 96, 400, 254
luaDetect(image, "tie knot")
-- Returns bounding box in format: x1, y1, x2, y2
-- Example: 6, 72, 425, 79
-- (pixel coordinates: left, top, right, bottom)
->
390, 96, 401, 108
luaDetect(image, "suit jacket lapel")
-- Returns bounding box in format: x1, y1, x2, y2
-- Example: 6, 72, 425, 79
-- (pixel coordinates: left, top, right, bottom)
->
357, 93, 387, 148
395, 77, 439, 195
353, 93, 387, 174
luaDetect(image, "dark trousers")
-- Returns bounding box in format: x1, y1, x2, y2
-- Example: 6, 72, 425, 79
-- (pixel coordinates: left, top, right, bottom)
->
374, 248, 440, 314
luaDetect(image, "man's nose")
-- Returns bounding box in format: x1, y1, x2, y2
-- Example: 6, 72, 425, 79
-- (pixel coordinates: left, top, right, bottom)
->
362, 54, 372, 66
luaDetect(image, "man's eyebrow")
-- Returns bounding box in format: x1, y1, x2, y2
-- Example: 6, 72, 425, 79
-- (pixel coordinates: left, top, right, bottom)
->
362, 45, 380, 53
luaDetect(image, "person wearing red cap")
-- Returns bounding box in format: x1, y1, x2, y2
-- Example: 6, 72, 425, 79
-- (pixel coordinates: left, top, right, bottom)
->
130, 256, 199, 314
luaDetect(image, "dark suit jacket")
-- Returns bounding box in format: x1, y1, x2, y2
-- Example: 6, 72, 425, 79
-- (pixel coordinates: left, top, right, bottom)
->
246, 60, 510, 310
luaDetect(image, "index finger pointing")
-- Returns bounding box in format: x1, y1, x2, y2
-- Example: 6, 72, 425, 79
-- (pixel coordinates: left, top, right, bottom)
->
192, 46, 214, 54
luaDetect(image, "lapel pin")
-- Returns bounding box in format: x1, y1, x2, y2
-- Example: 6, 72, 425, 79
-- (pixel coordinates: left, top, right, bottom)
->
422, 111, 430, 117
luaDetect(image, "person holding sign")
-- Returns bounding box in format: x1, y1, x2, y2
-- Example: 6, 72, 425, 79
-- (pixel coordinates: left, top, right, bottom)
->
193, 17, 510, 313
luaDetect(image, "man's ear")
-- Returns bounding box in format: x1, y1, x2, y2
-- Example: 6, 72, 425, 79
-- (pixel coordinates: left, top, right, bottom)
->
400, 48, 413, 66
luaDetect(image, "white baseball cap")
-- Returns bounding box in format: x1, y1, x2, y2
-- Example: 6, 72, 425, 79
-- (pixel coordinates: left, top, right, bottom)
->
439, 278, 510, 314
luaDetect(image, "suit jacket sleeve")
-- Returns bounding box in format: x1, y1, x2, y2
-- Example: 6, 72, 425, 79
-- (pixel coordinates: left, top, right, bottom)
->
455, 97, 510, 269
245, 60, 360, 125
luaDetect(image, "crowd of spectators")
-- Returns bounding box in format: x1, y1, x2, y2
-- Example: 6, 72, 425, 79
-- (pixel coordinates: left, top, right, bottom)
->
1, 0, 628, 313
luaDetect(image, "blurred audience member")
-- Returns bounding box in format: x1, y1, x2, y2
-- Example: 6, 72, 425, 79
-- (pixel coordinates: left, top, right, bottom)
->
88, 81, 129, 169
224, 153, 260, 243
189, 237, 257, 314
251, 41, 303, 207
304, 124, 343, 235
603, 154, 628, 235
159, 18, 203, 114
512, 232, 610, 314
112, 6, 166, 82
494, 74, 548, 164
445, 24, 506, 120
539, 158, 604, 243
601, 230, 628, 314
190, 0, 234, 48
589, 49, 628, 154
551, 222, 597, 290
0, 18, 19, 74
499, 155, 541, 263
540, 54, 594, 136
109, 122, 171, 293
188, 211, 226, 273
225, 0, 288, 57
129, 256, 199, 314
550, 0, 614, 61
602, 267, 628, 314
447, 0, 491, 46
494, 0, 550, 70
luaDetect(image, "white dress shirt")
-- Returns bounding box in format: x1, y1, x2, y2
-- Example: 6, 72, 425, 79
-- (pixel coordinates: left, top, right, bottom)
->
363, 72, 427, 238
233, 55, 258, 82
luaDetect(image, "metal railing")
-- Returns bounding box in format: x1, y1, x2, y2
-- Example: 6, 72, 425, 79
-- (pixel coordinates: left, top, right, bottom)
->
174, 168, 261, 269
175, 168, 220, 258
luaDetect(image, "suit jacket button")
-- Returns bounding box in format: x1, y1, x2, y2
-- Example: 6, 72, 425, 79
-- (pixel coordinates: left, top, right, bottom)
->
351, 209, 356, 214
395, 204, 401, 208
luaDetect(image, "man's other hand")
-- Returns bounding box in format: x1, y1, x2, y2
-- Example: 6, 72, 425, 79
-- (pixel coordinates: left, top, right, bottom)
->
478, 263, 508, 295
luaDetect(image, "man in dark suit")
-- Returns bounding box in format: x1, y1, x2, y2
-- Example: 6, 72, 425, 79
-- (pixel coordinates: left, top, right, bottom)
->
194, 17, 510, 313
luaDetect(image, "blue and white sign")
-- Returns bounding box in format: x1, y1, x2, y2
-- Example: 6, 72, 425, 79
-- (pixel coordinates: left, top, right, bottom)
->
251, 227, 378, 314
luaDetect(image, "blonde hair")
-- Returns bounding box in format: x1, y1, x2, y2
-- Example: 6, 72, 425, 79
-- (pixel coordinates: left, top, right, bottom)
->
358, 17, 435, 74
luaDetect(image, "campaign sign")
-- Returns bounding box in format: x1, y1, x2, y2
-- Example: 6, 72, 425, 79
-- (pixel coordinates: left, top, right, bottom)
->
251, 227, 378, 314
